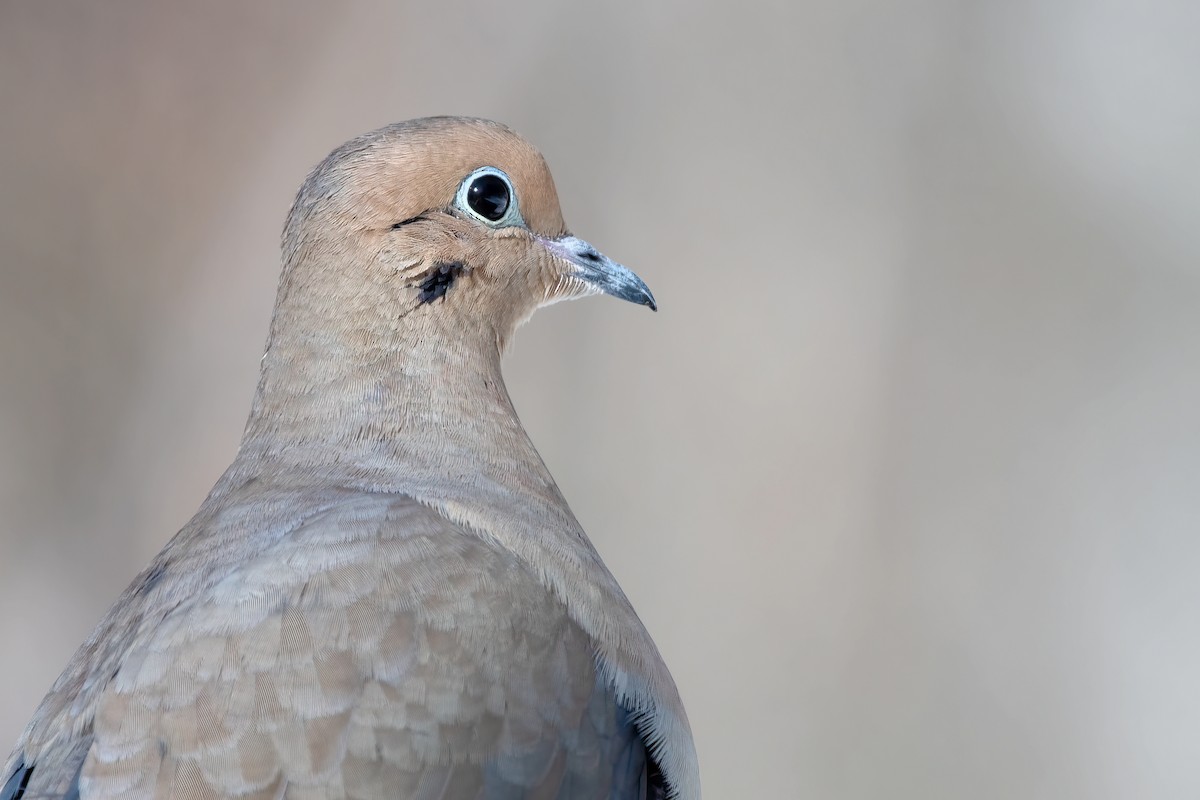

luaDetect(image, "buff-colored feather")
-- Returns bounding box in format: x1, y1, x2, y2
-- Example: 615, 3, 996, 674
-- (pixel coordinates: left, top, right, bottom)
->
2, 118, 697, 800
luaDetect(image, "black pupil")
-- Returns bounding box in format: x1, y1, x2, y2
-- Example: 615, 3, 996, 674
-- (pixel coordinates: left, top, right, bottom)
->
467, 173, 510, 222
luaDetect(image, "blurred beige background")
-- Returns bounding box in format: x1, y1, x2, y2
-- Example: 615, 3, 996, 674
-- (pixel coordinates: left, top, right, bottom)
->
2, 1, 1199, 797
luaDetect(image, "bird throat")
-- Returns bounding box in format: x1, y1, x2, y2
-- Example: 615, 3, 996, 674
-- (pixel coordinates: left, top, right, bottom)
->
240, 305, 556, 499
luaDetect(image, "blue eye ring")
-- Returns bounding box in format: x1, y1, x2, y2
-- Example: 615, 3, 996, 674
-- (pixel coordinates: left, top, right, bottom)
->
455, 167, 523, 228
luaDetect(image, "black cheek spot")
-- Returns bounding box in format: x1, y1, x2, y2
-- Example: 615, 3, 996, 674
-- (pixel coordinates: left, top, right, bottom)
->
416, 261, 465, 304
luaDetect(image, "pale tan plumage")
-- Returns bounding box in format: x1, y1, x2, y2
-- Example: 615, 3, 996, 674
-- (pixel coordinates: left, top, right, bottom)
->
2, 118, 698, 800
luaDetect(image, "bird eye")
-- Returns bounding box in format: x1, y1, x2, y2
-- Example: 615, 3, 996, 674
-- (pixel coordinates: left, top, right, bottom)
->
467, 174, 509, 220
455, 167, 522, 227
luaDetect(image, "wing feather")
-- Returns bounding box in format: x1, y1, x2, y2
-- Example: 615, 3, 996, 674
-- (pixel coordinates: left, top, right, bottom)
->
9, 495, 654, 799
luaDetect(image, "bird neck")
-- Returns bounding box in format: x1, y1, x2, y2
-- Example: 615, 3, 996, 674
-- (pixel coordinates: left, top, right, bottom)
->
237, 309, 560, 503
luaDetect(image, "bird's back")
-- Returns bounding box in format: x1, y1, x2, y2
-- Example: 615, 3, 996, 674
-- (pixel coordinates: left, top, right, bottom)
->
3, 481, 658, 799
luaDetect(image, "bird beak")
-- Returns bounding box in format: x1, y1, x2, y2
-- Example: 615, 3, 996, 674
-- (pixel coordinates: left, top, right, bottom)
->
539, 235, 657, 311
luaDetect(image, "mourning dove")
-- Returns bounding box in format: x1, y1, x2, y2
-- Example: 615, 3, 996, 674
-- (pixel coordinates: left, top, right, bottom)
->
2, 118, 699, 800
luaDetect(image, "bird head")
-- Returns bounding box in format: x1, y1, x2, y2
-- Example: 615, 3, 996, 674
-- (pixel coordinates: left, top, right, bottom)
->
274, 117, 655, 355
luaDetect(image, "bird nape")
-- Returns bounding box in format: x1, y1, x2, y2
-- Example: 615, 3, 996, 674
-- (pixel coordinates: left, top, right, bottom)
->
2, 117, 698, 800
